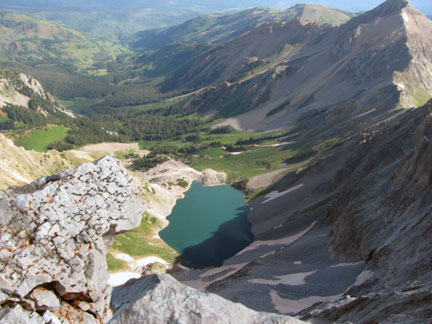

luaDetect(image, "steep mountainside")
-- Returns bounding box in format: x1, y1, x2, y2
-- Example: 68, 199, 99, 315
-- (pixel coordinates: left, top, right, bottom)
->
132, 5, 352, 51
0, 12, 128, 72
176, 99, 432, 324
149, 0, 432, 131
0, 69, 72, 117
0, 134, 74, 189
161, 19, 327, 93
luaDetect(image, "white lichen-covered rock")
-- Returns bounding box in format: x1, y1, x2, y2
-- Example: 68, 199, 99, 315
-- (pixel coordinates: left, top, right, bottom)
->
109, 274, 307, 324
0, 305, 44, 324
29, 287, 60, 311
0, 155, 145, 323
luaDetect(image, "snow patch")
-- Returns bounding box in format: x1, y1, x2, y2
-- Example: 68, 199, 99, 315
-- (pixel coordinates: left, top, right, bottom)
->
135, 256, 168, 267
402, 12, 409, 23
261, 184, 304, 204
353, 270, 374, 286
108, 272, 141, 286
250, 270, 317, 286
259, 141, 296, 147
115, 253, 135, 263
353, 108, 376, 119
10, 171, 31, 184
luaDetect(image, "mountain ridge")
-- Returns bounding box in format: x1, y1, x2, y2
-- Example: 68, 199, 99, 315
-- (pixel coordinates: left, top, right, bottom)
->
171, 0, 432, 130
131, 5, 353, 51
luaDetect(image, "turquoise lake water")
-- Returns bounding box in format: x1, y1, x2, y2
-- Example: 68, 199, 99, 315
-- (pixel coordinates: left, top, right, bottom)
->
160, 182, 254, 268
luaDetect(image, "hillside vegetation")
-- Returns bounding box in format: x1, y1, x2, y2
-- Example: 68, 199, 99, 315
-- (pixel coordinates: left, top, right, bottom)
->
0, 12, 129, 72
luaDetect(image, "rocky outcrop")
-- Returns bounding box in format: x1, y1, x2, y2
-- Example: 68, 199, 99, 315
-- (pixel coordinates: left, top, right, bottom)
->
0, 69, 73, 117
0, 155, 145, 323
109, 274, 306, 324
141, 160, 226, 188
138, 159, 226, 223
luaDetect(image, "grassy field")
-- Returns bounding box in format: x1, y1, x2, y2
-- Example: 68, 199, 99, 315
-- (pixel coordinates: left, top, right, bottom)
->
107, 212, 177, 272
14, 125, 69, 152
191, 144, 301, 182
138, 125, 310, 183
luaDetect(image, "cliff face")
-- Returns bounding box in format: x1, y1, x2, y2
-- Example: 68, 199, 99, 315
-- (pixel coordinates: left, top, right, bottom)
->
303, 101, 432, 323
0, 155, 145, 323
0, 70, 72, 116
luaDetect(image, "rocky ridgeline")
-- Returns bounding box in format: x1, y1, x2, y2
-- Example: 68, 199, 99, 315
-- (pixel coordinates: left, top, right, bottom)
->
110, 274, 305, 324
0, 155, 144, 323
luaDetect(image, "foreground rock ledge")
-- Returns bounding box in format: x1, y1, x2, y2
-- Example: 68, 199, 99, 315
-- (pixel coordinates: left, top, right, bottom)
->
0, 155, 145, 323
110, 274, 306, 324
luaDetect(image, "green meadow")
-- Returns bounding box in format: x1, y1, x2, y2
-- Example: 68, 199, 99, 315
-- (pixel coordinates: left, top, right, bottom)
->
107, 213, 178, 272
14, 125, 69, 152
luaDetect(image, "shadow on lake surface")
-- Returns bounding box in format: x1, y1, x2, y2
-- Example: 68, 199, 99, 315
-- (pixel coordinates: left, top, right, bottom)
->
160, 182, 254, 269
178, 205, 254, 269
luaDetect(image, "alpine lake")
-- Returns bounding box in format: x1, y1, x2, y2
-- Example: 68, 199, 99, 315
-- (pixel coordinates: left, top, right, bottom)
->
160, 182, 254, 268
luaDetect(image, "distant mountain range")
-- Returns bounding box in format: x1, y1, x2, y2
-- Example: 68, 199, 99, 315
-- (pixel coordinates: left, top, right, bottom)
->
0, 0, 326, 42
0, 0, 308, 12
132, 5, 354, 50
3, 1, 430, 43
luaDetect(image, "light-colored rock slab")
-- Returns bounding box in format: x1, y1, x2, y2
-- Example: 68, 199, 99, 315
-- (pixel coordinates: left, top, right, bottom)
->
110, 274, 307, 324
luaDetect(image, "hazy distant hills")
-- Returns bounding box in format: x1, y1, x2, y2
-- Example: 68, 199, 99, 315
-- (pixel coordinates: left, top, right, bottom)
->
0, 0, 305, 12
3, 0, 431, 43
29, 10, 196, 43
132, 5, 354, 50
0, 12, 128, 72
0, 0, 326, 42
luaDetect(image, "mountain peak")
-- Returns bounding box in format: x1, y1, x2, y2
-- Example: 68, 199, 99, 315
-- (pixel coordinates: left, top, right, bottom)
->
373, 0, 415, 17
